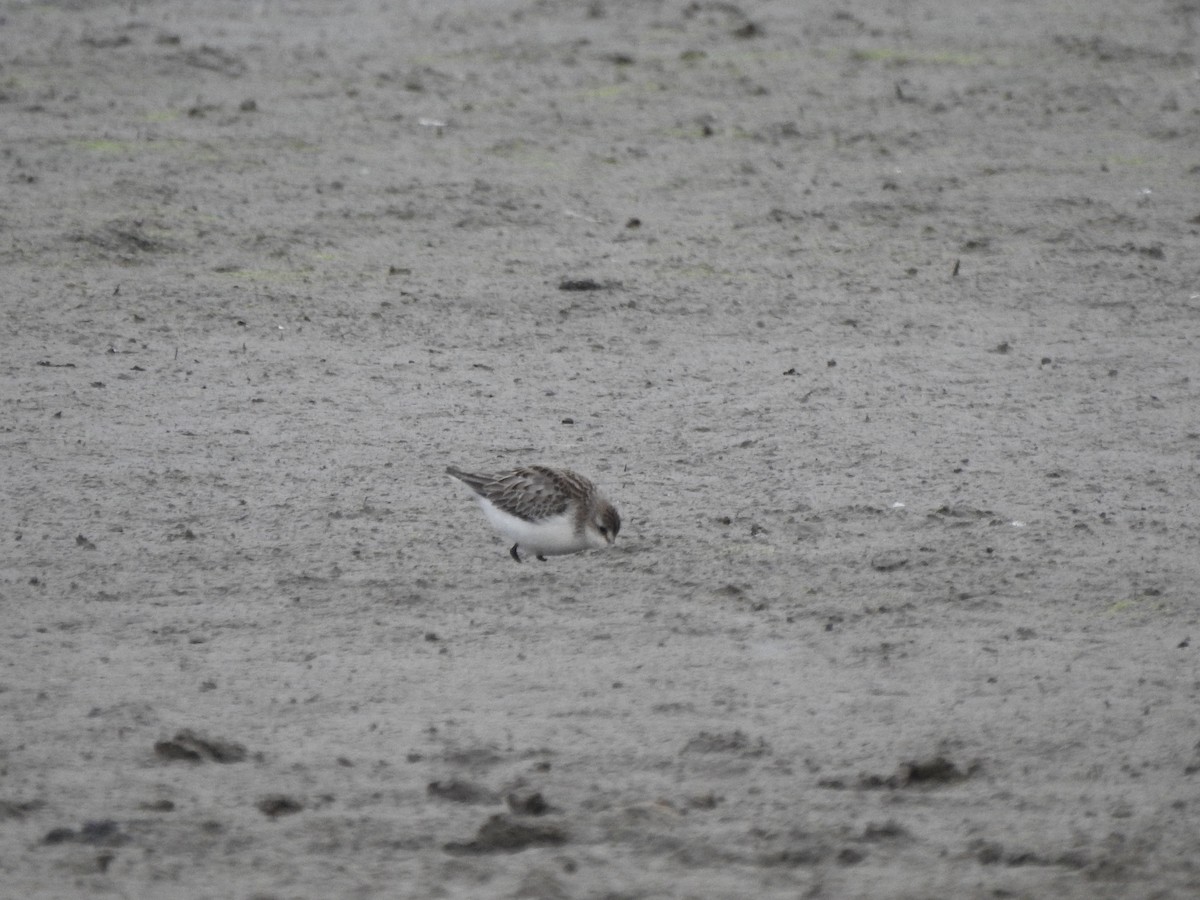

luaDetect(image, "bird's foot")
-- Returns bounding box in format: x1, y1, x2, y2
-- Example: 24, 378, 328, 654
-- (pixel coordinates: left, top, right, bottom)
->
509, 544, 522, 563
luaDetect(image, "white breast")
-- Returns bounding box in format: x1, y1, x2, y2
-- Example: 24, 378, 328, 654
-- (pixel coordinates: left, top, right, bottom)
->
478, 499, 591, 556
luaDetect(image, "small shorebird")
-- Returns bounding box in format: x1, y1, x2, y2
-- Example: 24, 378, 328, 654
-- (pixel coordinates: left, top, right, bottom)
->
447, 465, 621, 562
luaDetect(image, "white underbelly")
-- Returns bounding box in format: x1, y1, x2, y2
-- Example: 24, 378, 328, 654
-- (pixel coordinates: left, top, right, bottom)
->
479, 501, 586, 555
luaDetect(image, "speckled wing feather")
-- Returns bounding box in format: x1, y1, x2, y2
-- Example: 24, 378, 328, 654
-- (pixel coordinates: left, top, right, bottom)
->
446, 466, 596, 523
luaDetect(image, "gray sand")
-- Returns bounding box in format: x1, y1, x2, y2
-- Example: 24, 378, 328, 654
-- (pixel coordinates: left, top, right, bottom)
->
3, 1, 1199, 897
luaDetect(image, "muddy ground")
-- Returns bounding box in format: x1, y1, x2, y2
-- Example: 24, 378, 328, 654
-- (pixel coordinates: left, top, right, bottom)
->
3, 0, 1200, 897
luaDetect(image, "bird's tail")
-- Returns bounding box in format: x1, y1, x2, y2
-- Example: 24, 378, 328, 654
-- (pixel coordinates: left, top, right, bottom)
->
446, 466, 489, 493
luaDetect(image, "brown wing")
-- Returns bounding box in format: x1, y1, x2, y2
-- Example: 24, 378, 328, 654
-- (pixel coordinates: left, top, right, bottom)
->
448, 466, 594, 523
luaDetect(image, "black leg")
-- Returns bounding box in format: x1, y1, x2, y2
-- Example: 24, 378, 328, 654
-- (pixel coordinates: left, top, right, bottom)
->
509, 544, 522, 563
